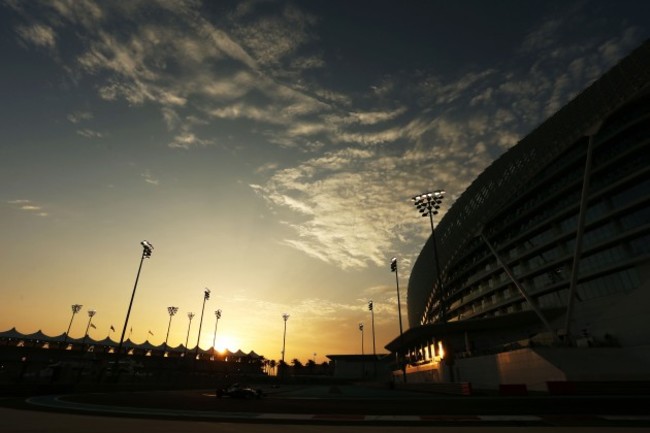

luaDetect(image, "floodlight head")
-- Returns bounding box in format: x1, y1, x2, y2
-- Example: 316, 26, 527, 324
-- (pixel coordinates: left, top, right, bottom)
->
188, 312, 195, 320
141, 240, 154, 258
204, 288, 211, 300
215, 309, 222, 319
88, 309, 96, 317
168, 306, 179, 316
368, 300, 373, 311
390, 257, 397, 272
71, 304, 83, 313
359, 322, 364, 331
282, 313, 290, 321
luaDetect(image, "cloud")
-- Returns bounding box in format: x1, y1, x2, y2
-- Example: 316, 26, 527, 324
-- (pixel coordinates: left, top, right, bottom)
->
47, 0, 104, 29
242, 8, 646, 273
290, 55, 325, 70
520, 17, 563, 53
7, 199, 48, 217
161, 107, 181, 130
230, 2, 317, 68
5, 2, 337, 153
140, 170, 159, 186
346, 107, 407, 126
67, 111, 93, 124
76, 129, 103, 139
168, 132, 214, 150
9, 1, 645, 274
16, 23, 56, 48
252, 146, 435, 270
228, 292, 399, 329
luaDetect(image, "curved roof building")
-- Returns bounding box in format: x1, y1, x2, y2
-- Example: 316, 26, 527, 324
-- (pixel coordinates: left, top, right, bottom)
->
389, 41, 650, 389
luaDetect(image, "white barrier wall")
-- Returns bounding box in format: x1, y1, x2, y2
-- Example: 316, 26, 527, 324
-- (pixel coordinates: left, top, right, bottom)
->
455, 348, 565, 391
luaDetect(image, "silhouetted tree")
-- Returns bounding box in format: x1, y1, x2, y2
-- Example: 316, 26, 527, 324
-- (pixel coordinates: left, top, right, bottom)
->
277, 359, 288, 377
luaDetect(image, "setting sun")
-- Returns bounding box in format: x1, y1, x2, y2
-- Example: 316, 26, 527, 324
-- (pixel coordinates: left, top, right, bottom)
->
215, 335, 240, 353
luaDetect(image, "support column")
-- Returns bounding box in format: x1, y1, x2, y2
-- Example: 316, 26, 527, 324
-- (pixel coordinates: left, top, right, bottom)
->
481, 232, 557, 341
564, 133, 597, 343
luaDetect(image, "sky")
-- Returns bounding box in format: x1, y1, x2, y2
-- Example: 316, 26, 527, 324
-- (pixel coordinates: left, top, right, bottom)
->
1, 0, 649, 364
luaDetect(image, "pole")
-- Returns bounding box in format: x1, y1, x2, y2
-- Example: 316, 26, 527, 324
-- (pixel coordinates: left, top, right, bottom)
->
195, 289, 210, 359
429, 211, 445, 322
281, 313, 289, 380
361, 326, 364, 356
82, 310, 95, 349
164, 307, 177, 353
184, 313, 194, 356
391, 258, 407, 383
359, 323, 365, 379
481, 231, 557, 339
564, 134, 596, 343
63, 304, 82, 346
116, 251, 145, 360
369, 301, 377, 377
212, 315, 219, 348
165, 315, 172, 350
212, 309, 221, 358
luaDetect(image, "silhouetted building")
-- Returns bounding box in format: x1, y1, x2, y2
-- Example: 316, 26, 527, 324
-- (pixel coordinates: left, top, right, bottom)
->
326, 354, 391, 379
387, 40, 650, 391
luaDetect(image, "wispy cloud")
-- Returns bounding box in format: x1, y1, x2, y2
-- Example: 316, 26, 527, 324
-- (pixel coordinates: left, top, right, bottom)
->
8, 1, 646, 272
247, 18, 645, 271
230, 2, 319, 69
16, 23, 56, 48
67, 111, 94, 124
76, 129, 103, 139
7, 199, 48, 217
228, 292, 401, 333
168, 132, 214, 150
141, 170, 159, 186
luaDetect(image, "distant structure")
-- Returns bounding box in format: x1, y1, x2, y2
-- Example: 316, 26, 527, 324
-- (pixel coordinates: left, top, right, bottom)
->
0, 327, 263, 362
387, 40, 650, 391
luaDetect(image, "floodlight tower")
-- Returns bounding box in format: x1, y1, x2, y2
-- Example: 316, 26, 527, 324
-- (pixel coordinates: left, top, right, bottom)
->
116, 240, 153, 359
391, 257, 407, 382
195, 288, 211, 358
280, 313, 290, 379
369, 300, 377, 377
412, 191, 446, 322
63, 304, 83, 345
212, 309, 222, 355
359, 322, 364, 355
184, 312, 195, 356
82, 309, 96, 348
368, 301, 376, 358
390, 258, 404, 337
281, 313, 290, 364
164, 306, 179, 352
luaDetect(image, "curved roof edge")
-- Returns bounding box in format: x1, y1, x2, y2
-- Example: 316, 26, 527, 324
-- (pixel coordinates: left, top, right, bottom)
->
407, 40, 650, 328
0, 328, 263, 357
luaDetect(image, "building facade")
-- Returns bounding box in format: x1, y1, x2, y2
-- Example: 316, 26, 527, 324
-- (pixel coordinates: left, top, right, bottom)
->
387, 40, 650, 390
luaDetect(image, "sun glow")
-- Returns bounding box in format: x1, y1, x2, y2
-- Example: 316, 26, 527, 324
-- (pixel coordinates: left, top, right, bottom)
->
215, 335, 240, 353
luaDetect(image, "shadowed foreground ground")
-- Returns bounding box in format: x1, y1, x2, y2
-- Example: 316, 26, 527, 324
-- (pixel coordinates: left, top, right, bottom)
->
1, 384, 650, 429
55, 385, 650, 416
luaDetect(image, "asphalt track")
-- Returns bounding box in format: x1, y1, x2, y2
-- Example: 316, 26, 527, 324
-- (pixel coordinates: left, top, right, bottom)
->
2, 385, 650, 431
